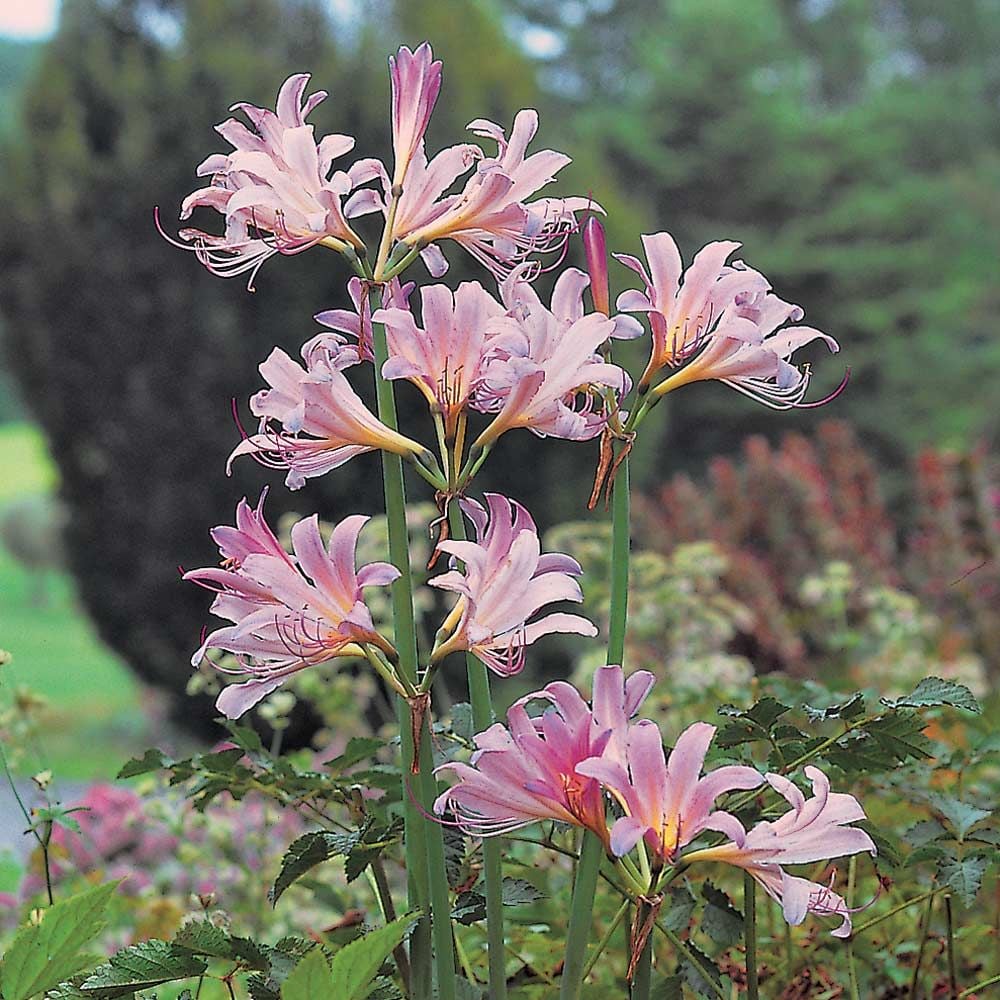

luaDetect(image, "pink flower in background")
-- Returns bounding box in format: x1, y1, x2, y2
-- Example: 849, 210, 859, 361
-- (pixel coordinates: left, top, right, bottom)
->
429, 494, 597, 676
434, 664, 653, 842
683, 766, 876, 937
173, 74, 365, 285
577, 721, 764, 862
314, 276, 414, 367
185, 494, 399, 717
471, 267, 627, 448
372, 280, 505, 434
615, 231, 841, 406
228, 343, 426, 489
389, 43, 443, 188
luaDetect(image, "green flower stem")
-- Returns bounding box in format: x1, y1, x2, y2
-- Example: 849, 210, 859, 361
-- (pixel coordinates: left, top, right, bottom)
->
582, 898, 630, 981
560, 450, 633, 999
945, 893, 958, 999
851, 887, 943, 936
907, 892, 936, 1000
630, 932, 652, 1000
959, 973, 1000, 998
447, 502, 508, 1000
370, 292, 454, 1000
744, 871, 759, 1000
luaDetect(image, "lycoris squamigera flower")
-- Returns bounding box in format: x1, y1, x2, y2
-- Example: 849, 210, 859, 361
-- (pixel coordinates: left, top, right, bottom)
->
185, 493, 399, 718
471, 266, 628, 448
433, 664, 653, 844
173, 74, 366, 286
372, 280, 505, 436
683, 766, 877, 937
428, 494, 597, 676
616, 231, 841, 406
313, 276, 414, 367
577, 721, 764, 862
228, 342, 427, 490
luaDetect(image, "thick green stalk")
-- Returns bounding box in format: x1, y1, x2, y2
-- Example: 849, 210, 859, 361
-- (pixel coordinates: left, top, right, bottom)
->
630, 934, 652, 1000
744, 871, 759, 1000
560, 453, 632, 999
370, 300, 453, 1000
846, 857, 860, 1000
448, 503, 507, 1000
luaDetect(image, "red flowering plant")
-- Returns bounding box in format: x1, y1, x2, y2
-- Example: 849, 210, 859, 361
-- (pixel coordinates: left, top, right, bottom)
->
2, 42, 994, 1000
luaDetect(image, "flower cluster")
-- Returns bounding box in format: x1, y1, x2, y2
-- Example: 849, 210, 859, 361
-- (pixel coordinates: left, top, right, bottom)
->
436, 666, 876, 937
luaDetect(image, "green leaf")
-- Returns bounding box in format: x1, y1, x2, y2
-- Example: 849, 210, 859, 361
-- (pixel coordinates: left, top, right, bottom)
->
326, 915, 418, 1000
116, 748, 172, 780
500, 878, 545, 906
448, 703, 475, 743
716, 699, 791, 746
271, 831, 358, 905
882, 677, 981, 714
451, 892, 486, 926
938, 856, 988, 907
699, 882, 743, 948
928, 796, 992, 842
79, 940, 207, 997
803, 692, 866, 722
0, 881, 117, 1000
677, 943, 725, 998
452, 978, 486, 1000
857, 822, 904, 869
172, 920, 232, 959
280, 948, 331, 1000
903, 819, 948, 847
326, 737, 386, 774
661, 885, 697, 934
650, 974, 683, 1000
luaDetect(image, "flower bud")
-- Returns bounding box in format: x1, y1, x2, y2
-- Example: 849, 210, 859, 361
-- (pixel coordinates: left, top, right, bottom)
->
582, 216, 610, 316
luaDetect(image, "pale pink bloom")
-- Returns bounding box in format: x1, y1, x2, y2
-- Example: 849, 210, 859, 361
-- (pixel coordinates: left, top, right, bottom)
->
428, 494, 598, 676
651, 289, 842, 408
372, 280, 505, 434
389, 43, 442, 188
471, 267, 628, 448
174, 74, 365, 285
434, 664, 654, 843
351, 110, 594, 279
228, 342, 426, 490
185, 493, 399, 718
314, 276, 415, 367
683, 767, 877, 937
576, 722, 764, 862
616, 231, 840, 406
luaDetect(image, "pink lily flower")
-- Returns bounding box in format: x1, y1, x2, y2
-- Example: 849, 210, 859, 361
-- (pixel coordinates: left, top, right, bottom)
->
434, 664, 654, 843
185, 493, 399, 718
372, 280, 505, 435
615, 231, 841, 406
389, 43, 443, 189
428, 494, 598, 676
174, 74, 366, 285
683, 767, 877, 937
471, 267, 628, 448
351, 110, 593, 279
576, 721, 764, 862
227, 343, 427, 490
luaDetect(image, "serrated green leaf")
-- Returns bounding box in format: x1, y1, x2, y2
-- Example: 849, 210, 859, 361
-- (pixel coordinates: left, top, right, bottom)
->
451, 891, 486, 925
172, 920, 231, 959
271, 831, 358, 905
1, 881, 117, 1000
904, 819, 948, 847
938, 856, 988, 906
906, 844, 950, 867
116, 749, 172, 780
928, 796, 992, 842
326, 915, 418, 1000
882, 677, 981, 714
803, 692, 866, 722
678, 943, 725, 998
326, 737, 385, 774
500, 878, 545, 906
661, 885, 697, 934
650, 973, 683, 1000
280, 948, 331, 1000
699, 882, 743, 947
79, 940, 207, 997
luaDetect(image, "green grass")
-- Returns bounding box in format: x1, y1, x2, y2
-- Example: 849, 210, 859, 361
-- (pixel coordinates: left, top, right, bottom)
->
0, 422, 143, 780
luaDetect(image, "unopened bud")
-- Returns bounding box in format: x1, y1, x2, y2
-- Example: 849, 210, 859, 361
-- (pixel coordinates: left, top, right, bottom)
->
582, 216, 609, 316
